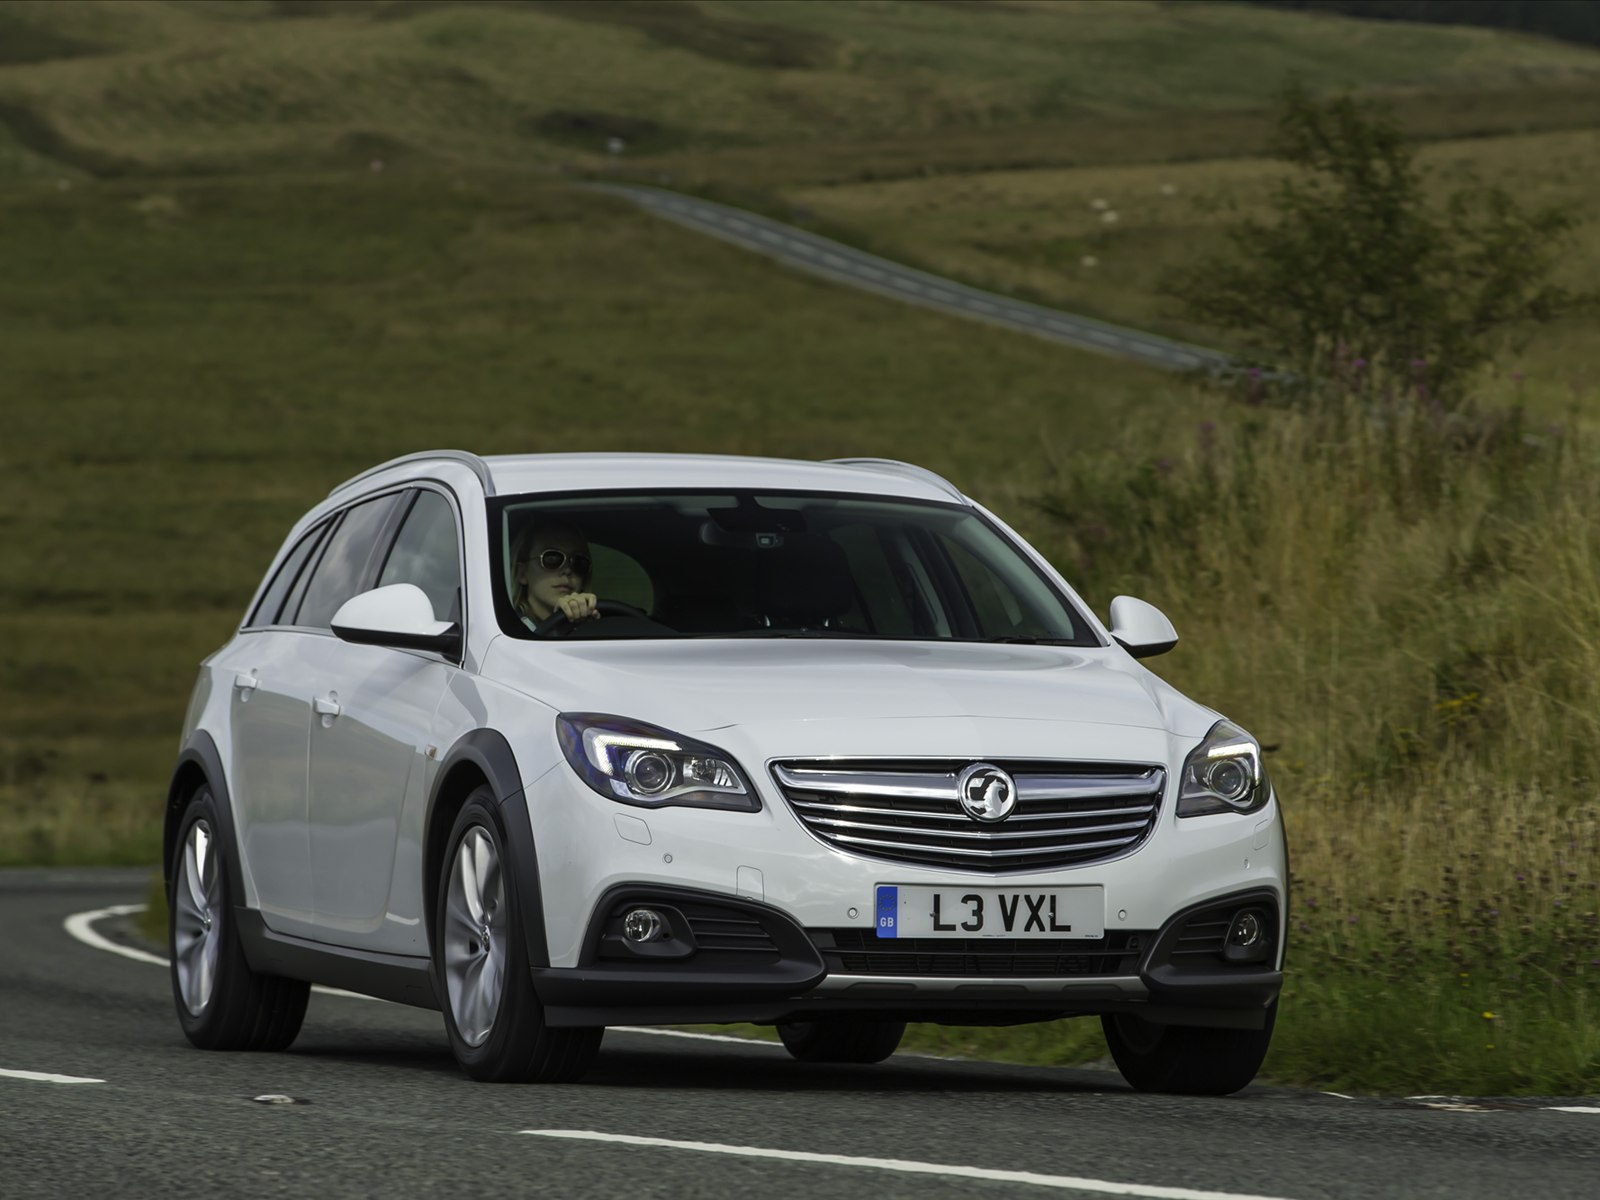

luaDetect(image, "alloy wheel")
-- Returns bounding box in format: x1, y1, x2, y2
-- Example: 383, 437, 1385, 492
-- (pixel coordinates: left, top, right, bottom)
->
444, 826, 507, 1047
173, 819, 222, 1015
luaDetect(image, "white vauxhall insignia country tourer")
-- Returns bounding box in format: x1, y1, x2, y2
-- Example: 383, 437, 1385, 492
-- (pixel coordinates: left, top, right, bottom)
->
165, 450, 1286, 1093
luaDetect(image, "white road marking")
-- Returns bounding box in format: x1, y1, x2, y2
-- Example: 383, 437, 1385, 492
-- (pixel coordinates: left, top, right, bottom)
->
521, 1130, 1298, 1199
1548, 1106, 1600, 1115
62, 908, 785, 1047
64, 904, 167, 968
64, 904, 373, 1002
0, 1067, 105, 1085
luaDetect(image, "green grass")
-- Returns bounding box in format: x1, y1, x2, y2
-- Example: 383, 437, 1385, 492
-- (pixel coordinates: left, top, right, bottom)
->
1, 0, 1598, 183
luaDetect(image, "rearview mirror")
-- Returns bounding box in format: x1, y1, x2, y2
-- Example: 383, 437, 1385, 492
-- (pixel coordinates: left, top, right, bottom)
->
331, 584, 461, 657
1108, 595, 1178, 659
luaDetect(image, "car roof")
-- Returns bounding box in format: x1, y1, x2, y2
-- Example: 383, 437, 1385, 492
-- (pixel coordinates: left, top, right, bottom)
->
330, 451, 967, 506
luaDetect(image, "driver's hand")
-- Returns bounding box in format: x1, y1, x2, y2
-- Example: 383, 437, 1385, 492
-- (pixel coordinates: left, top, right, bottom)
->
557, 592, 600, 622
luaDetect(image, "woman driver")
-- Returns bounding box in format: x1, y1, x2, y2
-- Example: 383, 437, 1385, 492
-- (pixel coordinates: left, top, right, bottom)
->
510, 524, 601, 629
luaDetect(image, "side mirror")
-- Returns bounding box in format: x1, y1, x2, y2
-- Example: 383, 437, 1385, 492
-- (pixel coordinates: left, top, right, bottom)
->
1108, 595, 1178, 659
331, 584, 461, 657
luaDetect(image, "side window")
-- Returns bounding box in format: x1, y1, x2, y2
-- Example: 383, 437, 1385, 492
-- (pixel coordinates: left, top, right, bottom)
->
248, 521, 328, 628
377, 490, 462, 622
291, 493, 401, 629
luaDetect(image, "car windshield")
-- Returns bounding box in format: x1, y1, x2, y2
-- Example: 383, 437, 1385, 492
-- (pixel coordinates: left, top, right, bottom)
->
487, 490, 1098, 644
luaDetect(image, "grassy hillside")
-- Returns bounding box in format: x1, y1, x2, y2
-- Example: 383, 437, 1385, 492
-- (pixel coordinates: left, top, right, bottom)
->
783, 126, 1600, 399
2, 0, 1598, 182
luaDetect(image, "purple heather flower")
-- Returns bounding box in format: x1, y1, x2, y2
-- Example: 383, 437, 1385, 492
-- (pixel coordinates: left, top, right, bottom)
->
1512, 371, 1525, 383
1410, 358, 1427, 368
1353, 358, 1367, 369
1247, 367, 1262, 380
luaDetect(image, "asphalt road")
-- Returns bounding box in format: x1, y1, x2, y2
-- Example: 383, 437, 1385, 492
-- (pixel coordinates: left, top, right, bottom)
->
3, 868, 1596, 1199
593, 183, 1233, 374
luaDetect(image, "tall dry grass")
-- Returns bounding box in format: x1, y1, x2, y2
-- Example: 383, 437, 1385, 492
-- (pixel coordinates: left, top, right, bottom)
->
1032, 372, 1600, 1090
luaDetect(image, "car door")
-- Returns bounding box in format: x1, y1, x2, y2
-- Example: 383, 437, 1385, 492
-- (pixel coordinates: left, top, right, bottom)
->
305, 487, 462, 953
216, 519, 331, 934
228, 491, 403, 934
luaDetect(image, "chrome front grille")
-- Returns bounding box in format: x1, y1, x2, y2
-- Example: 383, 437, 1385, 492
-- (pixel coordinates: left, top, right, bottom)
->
772, 759, 1165, 873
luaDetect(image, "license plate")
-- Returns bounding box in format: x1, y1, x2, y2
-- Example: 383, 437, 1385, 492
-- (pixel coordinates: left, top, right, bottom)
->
875, 885, 1104, 939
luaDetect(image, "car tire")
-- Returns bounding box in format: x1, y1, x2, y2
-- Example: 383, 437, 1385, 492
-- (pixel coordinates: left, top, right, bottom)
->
1100, 1003, 1277, 1095
776, 1018, 906, 1064
436, 788, 603, 1083
169, 786, 309, 1051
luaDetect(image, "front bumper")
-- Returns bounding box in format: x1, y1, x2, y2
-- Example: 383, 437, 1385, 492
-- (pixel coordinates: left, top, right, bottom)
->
531, 883, 1283, 1031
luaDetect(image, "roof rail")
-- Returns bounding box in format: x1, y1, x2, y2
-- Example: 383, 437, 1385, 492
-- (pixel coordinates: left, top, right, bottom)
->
824, 457, 965, 501
328, 450, 494, 498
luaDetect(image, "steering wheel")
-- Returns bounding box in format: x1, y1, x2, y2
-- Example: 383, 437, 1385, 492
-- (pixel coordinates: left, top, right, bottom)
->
532, 599, 650, 637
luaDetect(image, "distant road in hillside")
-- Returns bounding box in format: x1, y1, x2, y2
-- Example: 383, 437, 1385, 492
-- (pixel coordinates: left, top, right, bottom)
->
592, 182, 1232, 374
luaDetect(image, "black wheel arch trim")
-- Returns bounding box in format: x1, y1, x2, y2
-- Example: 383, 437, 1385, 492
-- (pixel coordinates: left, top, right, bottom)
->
425, 728, 549, 970
165, 731, 246, 912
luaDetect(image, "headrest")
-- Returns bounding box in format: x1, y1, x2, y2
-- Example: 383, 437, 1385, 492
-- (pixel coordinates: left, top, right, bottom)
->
756, 535, 853, 626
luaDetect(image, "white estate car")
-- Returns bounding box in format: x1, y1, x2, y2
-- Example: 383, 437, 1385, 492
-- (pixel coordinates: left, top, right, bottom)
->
165, 451, 1286, 1093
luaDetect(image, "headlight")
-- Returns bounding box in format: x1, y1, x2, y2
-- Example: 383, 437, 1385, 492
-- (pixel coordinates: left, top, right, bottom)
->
556, 713, 759, 812
1177, 719, 1271, 817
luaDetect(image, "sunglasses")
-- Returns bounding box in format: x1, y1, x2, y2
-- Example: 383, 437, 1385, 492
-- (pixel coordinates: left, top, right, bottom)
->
532, 548, 591, 576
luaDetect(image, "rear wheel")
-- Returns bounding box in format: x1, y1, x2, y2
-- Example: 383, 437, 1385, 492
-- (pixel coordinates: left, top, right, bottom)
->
436, 789, 603, 1082
1101, 1004, 1277, 1095
169, 787, 309, 1051
776, 1018, 906, 1064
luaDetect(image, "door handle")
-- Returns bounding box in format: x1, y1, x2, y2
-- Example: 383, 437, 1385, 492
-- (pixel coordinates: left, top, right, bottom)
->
234, 673, 259, 692
313, 694, 341, 718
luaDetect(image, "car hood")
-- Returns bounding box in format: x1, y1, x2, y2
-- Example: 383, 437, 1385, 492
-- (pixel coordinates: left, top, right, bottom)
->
484, 637, 1211, 738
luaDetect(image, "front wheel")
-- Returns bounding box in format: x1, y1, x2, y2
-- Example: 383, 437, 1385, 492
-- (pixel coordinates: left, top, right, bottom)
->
436, 789, 602, 1082
169, 787, 309, 1051
1101, 1004, 1277, 1095
776, 1018, 906, 1064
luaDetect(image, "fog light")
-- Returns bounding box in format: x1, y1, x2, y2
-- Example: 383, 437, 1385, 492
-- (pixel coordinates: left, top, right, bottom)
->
1228, 910, 1264, 949
623, 908, 668, 944
1222, 907, 1272, 964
